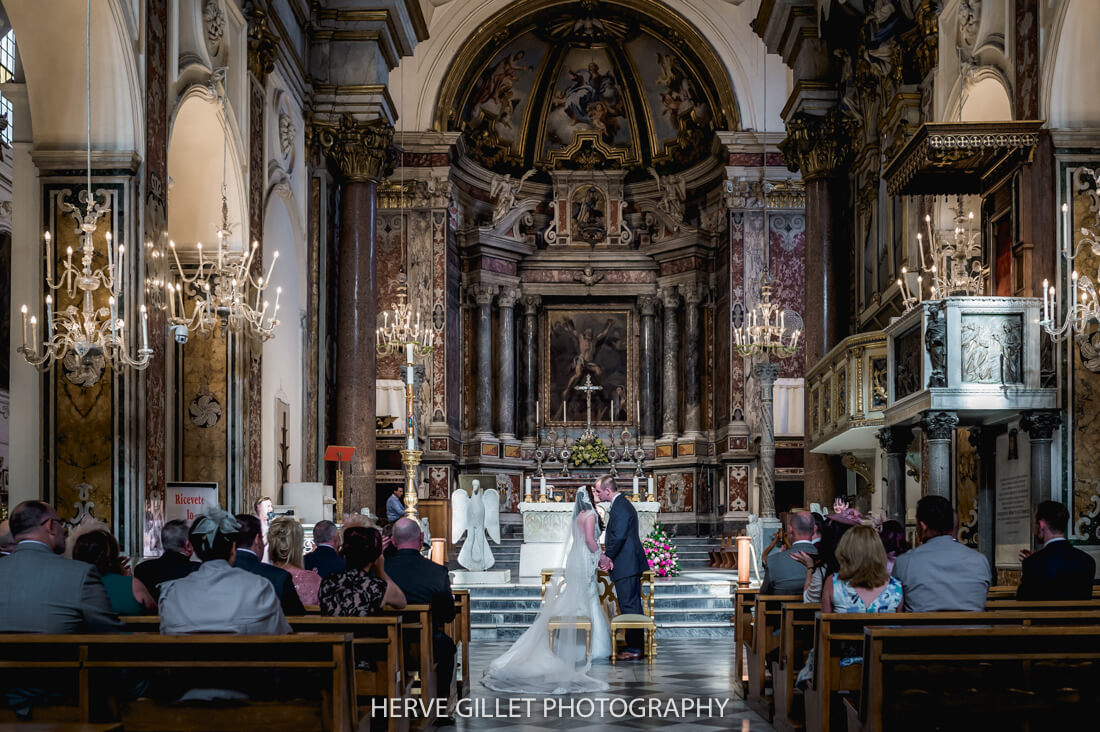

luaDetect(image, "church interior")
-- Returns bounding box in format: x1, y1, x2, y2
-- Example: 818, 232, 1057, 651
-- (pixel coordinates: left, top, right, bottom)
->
3, 0, 1100, 729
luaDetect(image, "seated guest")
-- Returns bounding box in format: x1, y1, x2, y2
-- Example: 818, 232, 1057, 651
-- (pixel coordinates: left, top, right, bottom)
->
134, 519, 198, 602
760, 512, 817, 594
268, 517, 322, 606
1017, 500, 1096, 600
233, 513, 306, 616
893, 495, 990, 611
793, 515, 856, 603
304, 519, 345, 578
822, 525, 904, 614
319, 526, 406, 616
0, 519, 14, 555
796, 525, 902, 688
385, 518, 456, 698
160, 507, 290, 634
387, 486, 405, 523
878, 519, 910, 575
72, 529, 156, 615
0, 500, 122, 633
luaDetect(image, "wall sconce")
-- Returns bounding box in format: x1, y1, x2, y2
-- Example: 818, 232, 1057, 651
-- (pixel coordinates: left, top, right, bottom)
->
736, 535, 752, 587
430, 537, 447, 566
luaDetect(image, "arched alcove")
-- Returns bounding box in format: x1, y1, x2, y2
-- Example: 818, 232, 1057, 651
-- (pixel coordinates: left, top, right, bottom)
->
167, 92, 247, 251
960, 76, 1013, 122
1047, 0, 1100, 128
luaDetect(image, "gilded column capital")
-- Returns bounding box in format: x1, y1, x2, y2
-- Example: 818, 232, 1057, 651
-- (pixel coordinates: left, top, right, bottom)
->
779, 110, 855, 181
244, 2, 278, 81
314, 114, 395, 183
914, 0, 942, 79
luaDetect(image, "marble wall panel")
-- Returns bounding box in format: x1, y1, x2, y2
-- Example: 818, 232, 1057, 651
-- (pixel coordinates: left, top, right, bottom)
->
657, 471, 693, 513
246, 81, 266, 509
1071, 172, 1100, 544
376, 212, 407, 379
180, 293, 229, 505
955, 427, 979, 549
447, 226, 461, 430
727, 464, 748, 512
431, 211, 447, 424
428, 464, 450, 499
729, 212, 745, 421
303, 177, 322, 480
767, 212, 806, 379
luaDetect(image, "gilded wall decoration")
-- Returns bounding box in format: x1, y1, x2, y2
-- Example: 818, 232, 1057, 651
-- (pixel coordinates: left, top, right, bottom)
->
959, 314, 1022, 384
871, 356, 888, 409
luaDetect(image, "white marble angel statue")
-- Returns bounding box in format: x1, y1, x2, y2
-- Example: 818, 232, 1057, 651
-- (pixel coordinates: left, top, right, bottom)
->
452, 480, 501, 571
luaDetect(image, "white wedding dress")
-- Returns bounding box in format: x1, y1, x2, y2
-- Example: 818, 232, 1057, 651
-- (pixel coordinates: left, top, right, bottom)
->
481, 487, 611, 694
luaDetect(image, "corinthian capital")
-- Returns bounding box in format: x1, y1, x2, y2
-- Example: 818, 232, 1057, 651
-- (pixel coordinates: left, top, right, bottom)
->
1020, 411, 1062, 441
682, 283, 705, 306
470, 284, 498, 306
920, 410, 958, 441
497, 286, 520, 309
659, 287, 680, 310
638, 294, 659, 316
779, 110, 856, 181
522, 293, 542, 312
314, 114, 395, 183
243, 2, 278, 81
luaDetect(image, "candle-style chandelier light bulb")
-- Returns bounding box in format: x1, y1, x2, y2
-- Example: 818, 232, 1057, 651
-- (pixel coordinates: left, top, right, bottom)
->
1044, 188, 1100, 351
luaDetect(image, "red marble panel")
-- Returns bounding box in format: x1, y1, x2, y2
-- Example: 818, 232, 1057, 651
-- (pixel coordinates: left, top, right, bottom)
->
430, 438, 449, 452
478, 256, 517, 275
428, 464, 450, 499
246, 80, 265, 504
729, 212, 745, 419
767, 211, 806, 379
398, 152, 450, 168
376, 213, 406, 377
658, 256, 703, 277
727, 464, 748, 512
657, 472, 693, 512
520, 269, 656, 284
727, 152, 785, 167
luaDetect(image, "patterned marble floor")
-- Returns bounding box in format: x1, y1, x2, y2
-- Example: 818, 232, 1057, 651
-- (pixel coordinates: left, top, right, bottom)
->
449, 638, 774, 731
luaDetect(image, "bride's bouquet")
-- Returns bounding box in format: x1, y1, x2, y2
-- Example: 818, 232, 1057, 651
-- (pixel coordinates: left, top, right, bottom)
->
643, 523, 681, 577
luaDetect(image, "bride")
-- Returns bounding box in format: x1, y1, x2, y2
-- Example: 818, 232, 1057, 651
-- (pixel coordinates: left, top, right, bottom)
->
481, 486, 611, 693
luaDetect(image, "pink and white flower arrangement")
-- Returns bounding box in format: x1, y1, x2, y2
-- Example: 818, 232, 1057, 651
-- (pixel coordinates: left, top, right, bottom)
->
642, 522, 681, 577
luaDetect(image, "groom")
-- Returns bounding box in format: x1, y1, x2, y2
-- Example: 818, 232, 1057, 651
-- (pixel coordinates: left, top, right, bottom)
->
594, 475, 648, 660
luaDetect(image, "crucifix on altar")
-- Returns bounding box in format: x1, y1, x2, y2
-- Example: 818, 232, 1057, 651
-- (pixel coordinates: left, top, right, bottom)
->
574, 374, 602, 435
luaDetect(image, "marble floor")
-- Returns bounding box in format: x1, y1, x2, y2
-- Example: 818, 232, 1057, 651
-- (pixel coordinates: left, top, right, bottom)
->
448, 638, 774, 731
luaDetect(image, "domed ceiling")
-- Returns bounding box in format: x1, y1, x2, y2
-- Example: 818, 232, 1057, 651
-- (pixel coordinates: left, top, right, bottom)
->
438, 0, 739, 178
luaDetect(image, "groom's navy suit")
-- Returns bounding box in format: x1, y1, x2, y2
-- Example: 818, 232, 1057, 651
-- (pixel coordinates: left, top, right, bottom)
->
605, 493, 649, 653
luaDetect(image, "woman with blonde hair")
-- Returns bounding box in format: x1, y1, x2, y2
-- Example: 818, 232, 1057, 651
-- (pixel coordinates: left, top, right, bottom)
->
267, 517, 322, 606
821, 524, 903, 614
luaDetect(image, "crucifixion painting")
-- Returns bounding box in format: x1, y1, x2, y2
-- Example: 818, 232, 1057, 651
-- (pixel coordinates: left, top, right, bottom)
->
546, 307, 631, 424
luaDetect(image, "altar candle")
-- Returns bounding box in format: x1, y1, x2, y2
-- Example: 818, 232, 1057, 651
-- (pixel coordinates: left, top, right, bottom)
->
525, 476, 532, 497
30, 316, 37, 354
633, 474, 639, 496
406, 343, 415, 384
563, 401, 566, 422
117, 244, 124, 284
20, 305, 28, 349
1043, 279, 1050, 322
536, 400, 540, 425
647, 476, 655, 497
1063, 203, 1071, 259
540, 476, 547, 497
141, 305, 149, 351
45, 296, 53, 341
44, 231, 52, 283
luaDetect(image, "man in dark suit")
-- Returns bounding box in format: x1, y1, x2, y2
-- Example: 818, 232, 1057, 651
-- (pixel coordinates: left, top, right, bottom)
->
304, 520, 345, 578
761, 512, 818, 595
1018, 500, 1096, 600
134, 519, 198, 601
594, 475, 649, 660
385, 518, 456, 699
233, 514, 306, 616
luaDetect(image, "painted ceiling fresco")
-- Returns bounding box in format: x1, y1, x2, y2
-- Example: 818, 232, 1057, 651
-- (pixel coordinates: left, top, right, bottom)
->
446, 1, 734, 177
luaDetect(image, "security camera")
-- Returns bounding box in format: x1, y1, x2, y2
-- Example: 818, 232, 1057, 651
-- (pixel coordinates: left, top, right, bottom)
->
171, 324, 189, 344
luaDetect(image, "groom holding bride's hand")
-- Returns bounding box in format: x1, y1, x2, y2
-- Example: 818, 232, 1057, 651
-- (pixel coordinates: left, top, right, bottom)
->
594, 475, 649, 660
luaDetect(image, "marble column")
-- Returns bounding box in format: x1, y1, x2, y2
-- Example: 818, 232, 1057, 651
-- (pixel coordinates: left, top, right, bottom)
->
754, 362, 781, 519
877, 426, 913, 524
316, 115, 393, 514
920, 411, 958, 500
1021, 411, 1062, 506
969, 426, 1003, 571
660, 287, 681, 440
522, 294, 541, 442
682, 284, 704, 437
473, 284, 498, 439
496, 287, 519, 441
638, 295, 658, 440
781, 112, 853, 508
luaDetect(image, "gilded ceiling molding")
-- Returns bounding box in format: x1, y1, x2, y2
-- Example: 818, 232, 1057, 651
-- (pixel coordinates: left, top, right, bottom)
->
778, 110, 855, 181
314, 114, 395, 183
245, 2, 279, 81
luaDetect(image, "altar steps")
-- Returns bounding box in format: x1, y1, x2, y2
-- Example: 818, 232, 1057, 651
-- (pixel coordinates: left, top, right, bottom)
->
463, 573, 737, 640
451, 536, 723, 573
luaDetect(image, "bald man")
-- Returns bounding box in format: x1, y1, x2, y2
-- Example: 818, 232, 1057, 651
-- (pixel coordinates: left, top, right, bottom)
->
760, 512, 818, 595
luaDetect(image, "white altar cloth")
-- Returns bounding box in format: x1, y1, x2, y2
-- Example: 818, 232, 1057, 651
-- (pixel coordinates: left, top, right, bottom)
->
517, 500, 661, 577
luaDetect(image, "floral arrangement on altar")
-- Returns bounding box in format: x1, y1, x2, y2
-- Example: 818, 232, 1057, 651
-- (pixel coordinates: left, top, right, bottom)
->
569, 433, 609, 467
643, 522, 680, 578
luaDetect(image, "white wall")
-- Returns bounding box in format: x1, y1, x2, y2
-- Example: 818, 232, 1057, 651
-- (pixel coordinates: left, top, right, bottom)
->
1046, 0, 1100, 127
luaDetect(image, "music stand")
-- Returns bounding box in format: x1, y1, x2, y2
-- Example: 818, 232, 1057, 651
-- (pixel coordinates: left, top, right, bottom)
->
324, 445, 355, 522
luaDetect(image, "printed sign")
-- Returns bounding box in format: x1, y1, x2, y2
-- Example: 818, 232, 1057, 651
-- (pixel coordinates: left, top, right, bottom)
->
165, 482, 219, 523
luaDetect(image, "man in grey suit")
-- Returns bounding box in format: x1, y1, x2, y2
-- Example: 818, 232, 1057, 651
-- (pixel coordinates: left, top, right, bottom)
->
0, 500, 123, 633
761, 512, 817, 594
893, 495, 990, 612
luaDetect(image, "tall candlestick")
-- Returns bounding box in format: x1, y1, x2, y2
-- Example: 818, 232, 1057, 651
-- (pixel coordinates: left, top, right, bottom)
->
632, 474, 639, 496
536, 400, 540, 425
647, 476, 655, 499
44, 231, 52, 283
30, 316, 37, 354
141, 305, 149, 351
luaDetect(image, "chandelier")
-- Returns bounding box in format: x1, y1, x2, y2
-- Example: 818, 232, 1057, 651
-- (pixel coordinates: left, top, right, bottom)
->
1042, 169, 1100, 353
166, 78, 279, 342
914, 195, 987, 302
734, 277, 802, 357
18, 0, 151, 375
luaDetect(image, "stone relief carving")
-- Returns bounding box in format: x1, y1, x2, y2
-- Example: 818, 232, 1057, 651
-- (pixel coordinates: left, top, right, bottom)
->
894, 326, 921, 399
203, 0, 226, 59
871, 356, 888, 408
957, 0, 982, 49
489, 170, 535, 225
960, 315, 1022, 384
648, 167, 685, 223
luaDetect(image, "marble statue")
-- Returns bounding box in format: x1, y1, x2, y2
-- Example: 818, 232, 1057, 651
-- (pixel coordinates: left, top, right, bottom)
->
452, 480, 501, 571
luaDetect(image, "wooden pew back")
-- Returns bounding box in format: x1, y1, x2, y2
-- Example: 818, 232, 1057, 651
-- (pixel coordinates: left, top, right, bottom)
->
445, 590, 471, 696
0, 633, 356, 732
745, 594, 802, 716
807, 609, 1100, 732
854, 624, 1100, 731
732, 587, 759, 698
772, 602, 820, 731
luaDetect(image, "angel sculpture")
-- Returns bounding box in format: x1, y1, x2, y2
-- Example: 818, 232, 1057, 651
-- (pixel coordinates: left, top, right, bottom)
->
451, 480, 501, 571
647, 166, 686, 222
489, 169, 536, 225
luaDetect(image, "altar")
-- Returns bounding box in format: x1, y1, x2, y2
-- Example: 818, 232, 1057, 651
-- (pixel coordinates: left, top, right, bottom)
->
517, 499, 660, 577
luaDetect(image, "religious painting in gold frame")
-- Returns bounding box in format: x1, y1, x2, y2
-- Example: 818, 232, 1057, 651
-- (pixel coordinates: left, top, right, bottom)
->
543, 306, 632, 425
570, 184, 607, 243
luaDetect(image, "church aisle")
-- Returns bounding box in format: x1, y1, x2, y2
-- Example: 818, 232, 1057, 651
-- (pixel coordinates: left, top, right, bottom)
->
454, 638, 774, 731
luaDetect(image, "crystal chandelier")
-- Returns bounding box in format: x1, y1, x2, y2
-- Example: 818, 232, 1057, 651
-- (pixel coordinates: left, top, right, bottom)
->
734, 277, 802, 357
166, 80, 280, 342
1042, 168, 1100, 351
915, 195, 987, 301
18, 0, 151, 375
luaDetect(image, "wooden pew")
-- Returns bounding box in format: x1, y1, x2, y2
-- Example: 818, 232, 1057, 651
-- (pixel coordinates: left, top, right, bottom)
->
745, 594, 802, 717
732, 586, 759, 698
846, 624, 1100, 732
382, 604, 448, 712
0, 633, 356, 731
805, 607, 1100, 732
771, 602, 820, 731
445, 590, 471, 697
